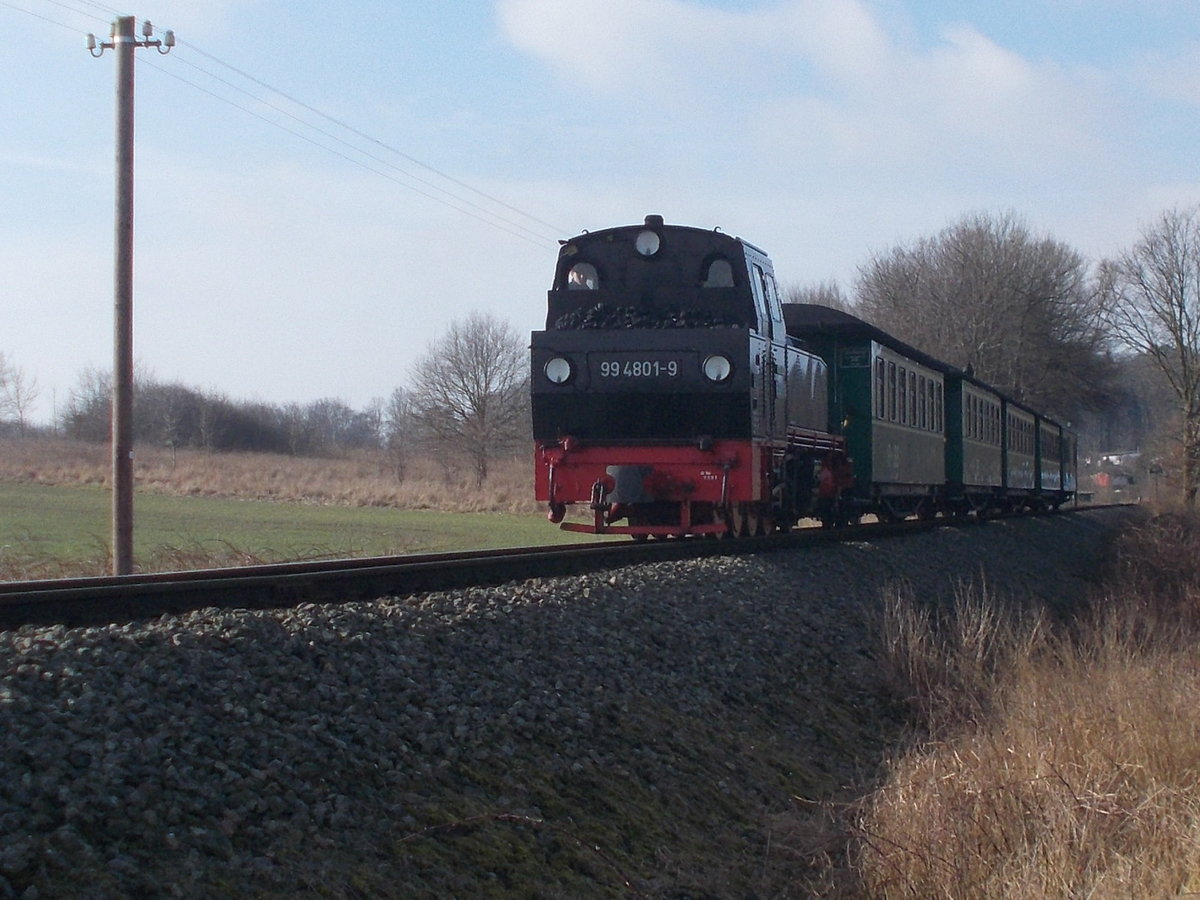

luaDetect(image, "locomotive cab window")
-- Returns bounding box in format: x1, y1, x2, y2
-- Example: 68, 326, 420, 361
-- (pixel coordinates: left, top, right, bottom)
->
762, 269, 786, 332
567, 262, 599, 290
702, 258, 734, 288
749, 263, 774, 337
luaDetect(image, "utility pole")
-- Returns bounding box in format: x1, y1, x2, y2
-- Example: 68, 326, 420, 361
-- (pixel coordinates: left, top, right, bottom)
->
88, 18, 173, 575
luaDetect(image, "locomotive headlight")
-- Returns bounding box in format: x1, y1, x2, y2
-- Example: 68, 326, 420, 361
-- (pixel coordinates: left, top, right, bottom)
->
702, 354, 733, 382
635, 229, 661, 257
544, 356, 573, 384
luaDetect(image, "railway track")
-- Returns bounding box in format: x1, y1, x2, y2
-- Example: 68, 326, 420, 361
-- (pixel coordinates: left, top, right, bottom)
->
0, 508, 1105, 630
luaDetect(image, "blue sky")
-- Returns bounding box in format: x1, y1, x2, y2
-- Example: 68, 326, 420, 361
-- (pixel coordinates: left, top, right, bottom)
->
2, 0, 1198, 424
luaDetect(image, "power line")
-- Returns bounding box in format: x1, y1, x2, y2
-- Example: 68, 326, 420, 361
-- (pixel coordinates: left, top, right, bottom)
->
177, 39, 568, 240
67, 0, 120, 17
141, 56, 556, 249
0, 0, 101, 32
3, 2, 568, 246
40, 0, 111, 20
143, 52, 559, 246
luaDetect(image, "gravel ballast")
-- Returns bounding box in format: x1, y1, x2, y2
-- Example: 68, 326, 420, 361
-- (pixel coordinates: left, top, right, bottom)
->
0, 508, 1136, 898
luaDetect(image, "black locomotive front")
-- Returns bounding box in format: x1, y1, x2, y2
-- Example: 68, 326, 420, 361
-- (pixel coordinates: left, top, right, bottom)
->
532, 215, 838, 536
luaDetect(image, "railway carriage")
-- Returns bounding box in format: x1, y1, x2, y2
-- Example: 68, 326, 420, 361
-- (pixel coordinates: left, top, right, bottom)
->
1003, 399, 1039, 509
782, 304, 947, 522
943, 372, 1005, 514
1036, 416, 1077, 509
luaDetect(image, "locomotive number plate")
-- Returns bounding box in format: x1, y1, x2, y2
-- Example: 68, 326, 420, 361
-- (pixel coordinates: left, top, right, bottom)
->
592, 353, 685, 380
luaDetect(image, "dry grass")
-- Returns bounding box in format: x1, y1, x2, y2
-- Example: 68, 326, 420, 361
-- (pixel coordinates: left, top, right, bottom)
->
825, 512, 1200, 898
878, 582, 1051, 735
0, 436, 538, 514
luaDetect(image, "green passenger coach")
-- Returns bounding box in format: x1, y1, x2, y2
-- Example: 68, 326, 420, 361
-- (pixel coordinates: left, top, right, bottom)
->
783, 304, 947, 521
943, 372, 1004, 513
783, 303, 1077, 520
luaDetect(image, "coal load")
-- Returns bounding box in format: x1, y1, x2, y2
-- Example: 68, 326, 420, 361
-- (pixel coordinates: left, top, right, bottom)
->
554, 302, 741, 330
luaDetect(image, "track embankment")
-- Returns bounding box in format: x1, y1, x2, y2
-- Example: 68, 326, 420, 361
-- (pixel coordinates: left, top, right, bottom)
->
0, 506, 1139, 898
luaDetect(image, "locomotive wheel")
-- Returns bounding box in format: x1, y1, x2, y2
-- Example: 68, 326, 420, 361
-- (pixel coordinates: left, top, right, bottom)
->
736, 503, 772, 537
750, 507, 775, 536
719, 505, 749, 537
695, 504, 725, 539
716, 503, 774, 537
716, 507, 737, 539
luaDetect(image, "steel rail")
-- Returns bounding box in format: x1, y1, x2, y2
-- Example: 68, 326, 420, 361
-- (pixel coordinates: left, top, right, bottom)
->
0, 507, 1114, 630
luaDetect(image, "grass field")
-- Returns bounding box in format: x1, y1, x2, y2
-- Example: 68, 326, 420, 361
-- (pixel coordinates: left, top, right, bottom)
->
0, 439, 602, 579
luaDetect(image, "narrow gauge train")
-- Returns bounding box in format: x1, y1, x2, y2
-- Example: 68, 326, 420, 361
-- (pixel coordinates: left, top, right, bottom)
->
531, 216, 1076, 537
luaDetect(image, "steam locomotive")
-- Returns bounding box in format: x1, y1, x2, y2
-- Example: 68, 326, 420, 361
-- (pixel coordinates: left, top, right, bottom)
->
531, 216, 1076, 537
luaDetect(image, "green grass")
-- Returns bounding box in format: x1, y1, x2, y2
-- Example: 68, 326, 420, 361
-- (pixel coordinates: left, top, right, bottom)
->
0, 482, 601, 576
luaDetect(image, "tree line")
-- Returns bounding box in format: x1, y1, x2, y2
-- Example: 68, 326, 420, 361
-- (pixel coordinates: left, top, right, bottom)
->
5, 206, 1200, 503
4, 312, 529, 488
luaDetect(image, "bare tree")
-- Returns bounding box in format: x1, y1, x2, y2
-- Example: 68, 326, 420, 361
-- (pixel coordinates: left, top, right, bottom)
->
410, 311, 528, 486
783, 280, 851, 311
856, 211, 1113, 418
304, 398, 358, 456
60, 366, 112, 441
1099, 206, 1200, 506
383, 387, 417, 483
0, 352, 39, 435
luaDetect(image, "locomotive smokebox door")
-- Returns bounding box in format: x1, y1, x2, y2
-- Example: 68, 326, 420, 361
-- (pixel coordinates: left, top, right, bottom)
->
606, 465, 653, 503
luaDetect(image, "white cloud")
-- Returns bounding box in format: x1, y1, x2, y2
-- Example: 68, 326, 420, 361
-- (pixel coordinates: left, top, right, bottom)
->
1129, 41, 1200, 106
498, 0, 1107, 177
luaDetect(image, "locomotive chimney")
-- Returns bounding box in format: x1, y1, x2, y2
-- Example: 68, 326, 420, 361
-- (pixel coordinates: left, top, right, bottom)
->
644, 214, 664, 227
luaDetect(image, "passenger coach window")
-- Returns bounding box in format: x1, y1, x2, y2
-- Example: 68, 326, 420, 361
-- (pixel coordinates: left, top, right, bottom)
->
898, 368, 907, 424
888, 362, 897, 421
875, 358, 885, 418
703, 258, 734, 287
567, 262, 599, 290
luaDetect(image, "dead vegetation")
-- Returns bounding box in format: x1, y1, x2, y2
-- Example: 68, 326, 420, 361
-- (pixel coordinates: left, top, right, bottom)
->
0, 436, 537, 514
808, 512, 1200, 897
